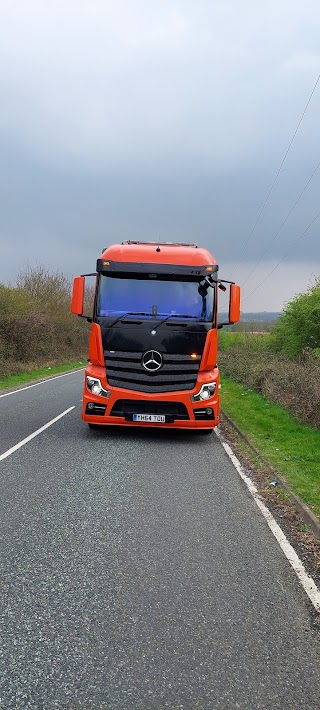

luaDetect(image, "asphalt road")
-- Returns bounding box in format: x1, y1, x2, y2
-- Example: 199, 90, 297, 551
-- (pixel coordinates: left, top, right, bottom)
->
0, 370, 320, 709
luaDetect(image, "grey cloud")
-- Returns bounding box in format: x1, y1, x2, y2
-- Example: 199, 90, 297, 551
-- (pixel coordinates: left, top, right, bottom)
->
0, 0, 320, 309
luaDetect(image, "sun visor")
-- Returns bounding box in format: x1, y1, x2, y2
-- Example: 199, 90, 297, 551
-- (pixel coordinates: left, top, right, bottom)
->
96, 259, 219, 277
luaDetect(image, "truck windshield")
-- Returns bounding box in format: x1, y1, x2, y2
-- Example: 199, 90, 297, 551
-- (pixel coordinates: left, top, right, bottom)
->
96, 274, 214, 322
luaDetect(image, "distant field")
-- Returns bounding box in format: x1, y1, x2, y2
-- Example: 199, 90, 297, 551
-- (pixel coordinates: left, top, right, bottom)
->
219, 331, 272, 349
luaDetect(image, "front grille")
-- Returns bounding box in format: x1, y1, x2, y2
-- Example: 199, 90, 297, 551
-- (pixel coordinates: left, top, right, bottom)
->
110, 400, 189, 420
104, 351, 201, 393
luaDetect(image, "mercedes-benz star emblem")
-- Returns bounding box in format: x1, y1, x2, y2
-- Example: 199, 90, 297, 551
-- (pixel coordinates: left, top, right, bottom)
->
142, 350, 163, 372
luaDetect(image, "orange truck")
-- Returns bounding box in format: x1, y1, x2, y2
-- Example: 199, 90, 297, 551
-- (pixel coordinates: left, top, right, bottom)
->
71, 241, 240, 434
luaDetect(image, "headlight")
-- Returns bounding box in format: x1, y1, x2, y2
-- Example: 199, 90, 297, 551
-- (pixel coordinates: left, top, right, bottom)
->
191, 382, 216, 402
86, 376, 110, 398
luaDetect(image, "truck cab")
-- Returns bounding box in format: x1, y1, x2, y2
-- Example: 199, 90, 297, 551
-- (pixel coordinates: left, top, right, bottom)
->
71, 241, 240, 433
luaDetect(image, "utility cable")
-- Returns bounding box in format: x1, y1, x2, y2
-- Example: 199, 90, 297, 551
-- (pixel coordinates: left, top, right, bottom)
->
234, 73, 320, 268
241, 210, 320, 305
240, 159, 320, 287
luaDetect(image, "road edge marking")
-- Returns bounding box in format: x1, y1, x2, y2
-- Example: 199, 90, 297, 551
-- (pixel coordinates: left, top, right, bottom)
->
0, 407, 75, 461
215, 428, 320, 613
0, 368, 85, 398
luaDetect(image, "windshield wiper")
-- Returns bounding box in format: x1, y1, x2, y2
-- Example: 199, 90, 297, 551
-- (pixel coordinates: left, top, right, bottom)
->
151, 314, 199, 331
107, 311, 153, 328
107, 312, 200, 330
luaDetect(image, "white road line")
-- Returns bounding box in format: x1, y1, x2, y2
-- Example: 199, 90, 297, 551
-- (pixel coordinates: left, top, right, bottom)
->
0, 407, 75, 461
0, 368, 85, 398
215, 428, 320, 613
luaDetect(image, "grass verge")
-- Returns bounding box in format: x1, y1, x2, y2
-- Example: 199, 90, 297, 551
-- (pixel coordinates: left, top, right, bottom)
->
0, 360, 86, 391
220, 375, 320, 519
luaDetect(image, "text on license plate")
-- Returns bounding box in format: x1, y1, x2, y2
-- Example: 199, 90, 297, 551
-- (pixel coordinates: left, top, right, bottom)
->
133, 414, 166, 423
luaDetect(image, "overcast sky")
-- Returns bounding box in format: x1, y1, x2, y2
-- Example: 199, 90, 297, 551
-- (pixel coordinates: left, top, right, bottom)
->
0, 0, 319, 311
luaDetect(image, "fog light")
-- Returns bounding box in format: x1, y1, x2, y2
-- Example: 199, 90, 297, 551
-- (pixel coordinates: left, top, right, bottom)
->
87, 402, 95, 410
206, 408, 213, 415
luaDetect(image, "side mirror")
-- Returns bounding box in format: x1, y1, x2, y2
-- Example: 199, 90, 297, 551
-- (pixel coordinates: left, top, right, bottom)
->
71, 276, 85, 315
229, 284, 240, 323
198, 276, 215, 298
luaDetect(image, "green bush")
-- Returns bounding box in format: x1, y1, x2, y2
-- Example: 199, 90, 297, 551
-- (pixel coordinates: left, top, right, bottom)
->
271, 277, 320, 357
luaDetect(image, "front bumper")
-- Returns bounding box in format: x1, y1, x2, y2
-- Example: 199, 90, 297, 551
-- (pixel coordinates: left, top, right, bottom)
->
81, 370, 220, 430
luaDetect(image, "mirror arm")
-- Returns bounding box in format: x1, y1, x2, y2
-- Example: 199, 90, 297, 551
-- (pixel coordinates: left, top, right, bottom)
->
77, 314, 92, 323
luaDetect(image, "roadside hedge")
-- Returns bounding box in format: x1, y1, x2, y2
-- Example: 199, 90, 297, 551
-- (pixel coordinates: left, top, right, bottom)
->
0, 267, 89, 377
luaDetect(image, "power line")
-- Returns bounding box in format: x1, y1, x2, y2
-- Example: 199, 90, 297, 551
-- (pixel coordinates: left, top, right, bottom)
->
234, 72, 320, 268
241, 159, 320, 287
241, 210, 320, 305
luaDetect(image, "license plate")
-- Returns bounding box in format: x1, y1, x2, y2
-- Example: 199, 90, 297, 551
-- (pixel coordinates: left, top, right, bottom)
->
133, 414, 166, 423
